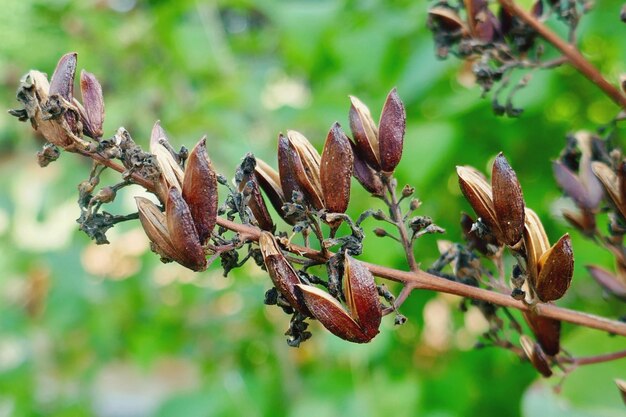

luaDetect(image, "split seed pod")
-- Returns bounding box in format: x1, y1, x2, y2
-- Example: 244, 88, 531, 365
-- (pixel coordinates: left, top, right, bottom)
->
278, 132, 324, 210
520, 335, 553, 377
522, 310, 561, 356
297, 254, 381, 343
151, 121, 185, 197
237, 155, 275, 231
78, 70, 105, 139
321, 123, 354, 213
259, 232, 311, 316
255, 158, 287, 220
592, 161, 626, 220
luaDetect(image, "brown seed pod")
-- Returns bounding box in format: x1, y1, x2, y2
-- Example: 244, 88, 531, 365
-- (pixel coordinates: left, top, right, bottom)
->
351, 142, 384, 196
349, 95, 381, 170
457, 165, 500, 239
523, 208, 551, 292
492, 153, 525, 246
535, 234, 574, 302
520, 335, 553, 378
278, 133, 305, 205
297, 284, 371, 343
49, 52, 77, 101
237, 157, 274, 231
151, 121, 184, 193
553, 161, 592, 209
428, 7, 469, 34
259, 232, 311, 316
343, 254, 381, 339
378, 88, 406, 173
183, 136, 218, 245
286, 131, 325, 210
79, 70, 105, 139
255, 158, 287, 219
165, 187, 207, 271
523, 310, 561, 356
321, 123, 353, 213
586, 265, 626, 300
135, 196, 178, 262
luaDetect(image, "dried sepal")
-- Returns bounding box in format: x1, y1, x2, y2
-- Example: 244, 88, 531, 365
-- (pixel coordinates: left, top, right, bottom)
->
79, 70, 105, 139
321, 123, 353, 213
520, 335, 553, 378
349, 95, 380, 170
135, 196, 178, 261
586, 265, 626, 300
378, 88, 406, 173
343, 254, 381, 339
522, 310, 561, 356
165, 187, 207, 271
49, 52, 77, 101
492, 153, 525, 246
296, 284, 371, 343
259, 232, 311, 316
535, 234, 574, 302
182, 136, 218, 245
151, 121, 184, 192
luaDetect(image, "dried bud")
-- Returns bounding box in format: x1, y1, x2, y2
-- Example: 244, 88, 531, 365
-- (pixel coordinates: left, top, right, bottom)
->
520, 335, 553, 377
259, 232, 311, 316
94, 186, 116, 203
378, 88, 406, 173
320, 123, 353, 213
79, 70, 105, 139
165, 187, 207, 271
182, 136, 218, 245
492, 153, 525, 246
523, 310, 561, 356
534, 234, 574, 302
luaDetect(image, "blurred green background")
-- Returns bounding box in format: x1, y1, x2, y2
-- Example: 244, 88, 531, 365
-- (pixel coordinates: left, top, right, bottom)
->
0, 0, 625, 416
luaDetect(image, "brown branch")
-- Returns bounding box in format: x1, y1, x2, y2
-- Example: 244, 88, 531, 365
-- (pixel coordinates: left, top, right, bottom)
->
497, 0, 626, 109
568, 349, 626, 366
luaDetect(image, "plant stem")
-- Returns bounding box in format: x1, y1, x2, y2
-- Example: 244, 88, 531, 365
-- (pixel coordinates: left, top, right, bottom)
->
497, 0, 626, 109
385, 178, 419, 273
567, 349, 626, 366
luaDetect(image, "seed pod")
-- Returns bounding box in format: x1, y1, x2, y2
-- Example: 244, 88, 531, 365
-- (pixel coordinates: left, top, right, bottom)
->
457, 165, 500, 238
49, 52, 77, 101
135, 196, 178, 262
255, 159, 286, 215
523, 310, 561, 356
182, 136, 218, 245
378, 88, 405, 173
79, 70, 105, 139
535, 234, 574, 302
351, 142, 384, 196
349, 95, 380, 170
321, 123, 353, 213
237, 155, 274, 231
286, 131, 325, 210
586, 265, 626, 300
553, 161, 592, 209
151, 121, 184, 192
592, 161, 626, 220
278, 133, 305, 204
259, 232, 311, 316
297, 284, 371, 343
166, 187, 207, 271
523, 208, 551, 291
492, 153, 525, 246
520, 335, 553, 378
343, 254, 381, 339
428, 7, 469, 34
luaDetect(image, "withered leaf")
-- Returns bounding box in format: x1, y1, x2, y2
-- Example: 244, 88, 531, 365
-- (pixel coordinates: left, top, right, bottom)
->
321, 123, 353, 213
535, 234, 574, 302
166, 187, 207, 271
259, 232, 311, 316
492, 153, 525, 246
183, 136, 218, 245
79, 70, 105, 139
378, 88, 406, 173
296, 284, 372, 343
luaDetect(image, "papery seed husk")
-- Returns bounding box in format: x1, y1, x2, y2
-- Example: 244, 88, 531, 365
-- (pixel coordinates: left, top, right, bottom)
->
287, 130, 325, 210
349, 95, 381, 170
552, 161, 593, 209
522, 310, 561, 356
321, 123, 353, 213
296, 284, 371, 343
278, 134, 305, 204
520, 335, 553, 378
523, 208, 551, 290
49, 52, 77, 101
343, 254, 381, 339
535, 234, 574, 302
79, 70, 105, 139
259, 232, 311, 316
586, 265, 626, 300
183, 136, 218, 245
378, 88, 405, 173
151, 121, 185, 192
428, 7, 469, 34
255, 158, 289, 222
135, 196, 179, 262
351, 142, 384, 196
592, 161, 626, 220
492, 153, 525, 246
166, 187, 207, 271
457, 165, 501, 240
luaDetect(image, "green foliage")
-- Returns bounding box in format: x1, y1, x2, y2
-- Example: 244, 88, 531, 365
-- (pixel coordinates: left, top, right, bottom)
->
0, 0, 625, 416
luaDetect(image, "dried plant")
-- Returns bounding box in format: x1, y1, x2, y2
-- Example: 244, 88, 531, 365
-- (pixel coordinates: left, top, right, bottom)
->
8, 0, 626, 400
